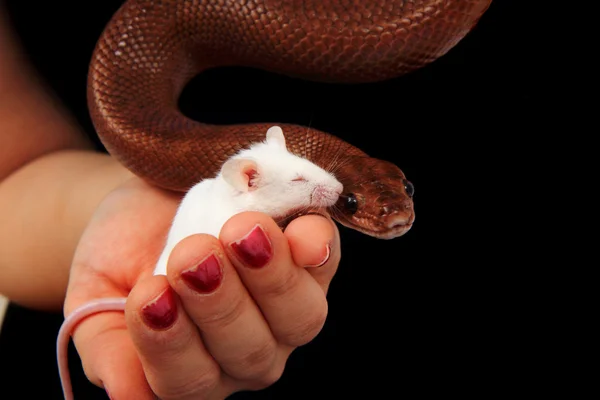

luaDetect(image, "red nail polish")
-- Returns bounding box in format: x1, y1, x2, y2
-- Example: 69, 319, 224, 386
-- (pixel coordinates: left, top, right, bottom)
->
230, 224, 273, 268
141, 288, 177, 330
181, 253, 223, 293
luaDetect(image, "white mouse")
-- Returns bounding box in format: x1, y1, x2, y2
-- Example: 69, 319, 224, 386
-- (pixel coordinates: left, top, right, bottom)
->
153, 125, 343, 275
57, 126, 343, 400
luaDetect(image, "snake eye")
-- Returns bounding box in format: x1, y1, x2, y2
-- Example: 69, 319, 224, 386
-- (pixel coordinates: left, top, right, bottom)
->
344, 193, 358, 214
403, 179, 414, 197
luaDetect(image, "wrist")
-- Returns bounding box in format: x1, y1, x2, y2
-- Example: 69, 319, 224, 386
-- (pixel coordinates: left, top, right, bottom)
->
0, 150, 133, 310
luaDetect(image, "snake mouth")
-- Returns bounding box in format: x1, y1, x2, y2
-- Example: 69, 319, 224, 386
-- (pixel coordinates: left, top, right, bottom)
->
352, 222, 414, 239
370, 223, 414, 239
334, 212, 414, 239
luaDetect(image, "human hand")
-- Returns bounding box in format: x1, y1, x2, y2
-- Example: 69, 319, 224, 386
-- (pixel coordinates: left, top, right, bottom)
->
64, 177, 341, 399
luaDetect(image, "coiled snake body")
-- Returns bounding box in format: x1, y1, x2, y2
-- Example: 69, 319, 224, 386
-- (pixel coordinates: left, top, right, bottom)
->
89, 0, 492, 238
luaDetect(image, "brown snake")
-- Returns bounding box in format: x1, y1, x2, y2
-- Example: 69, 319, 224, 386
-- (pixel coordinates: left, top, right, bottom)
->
88, 0, 492, 238
57, 2, 492, 398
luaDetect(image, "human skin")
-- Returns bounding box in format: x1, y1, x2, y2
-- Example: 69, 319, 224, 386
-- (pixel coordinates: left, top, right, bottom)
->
65, 177, 340, 398
0, 6, 121, 309
0, 4, 342, 397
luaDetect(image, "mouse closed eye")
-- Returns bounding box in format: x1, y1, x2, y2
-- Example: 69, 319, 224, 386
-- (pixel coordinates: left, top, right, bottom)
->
153, 126, 343, 276
291, 175, 307, 182
290, 160, 343, 208
215, 126, 344, 218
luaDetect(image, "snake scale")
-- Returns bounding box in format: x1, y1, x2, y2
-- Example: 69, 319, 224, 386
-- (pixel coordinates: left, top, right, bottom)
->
88, 0, 492, 237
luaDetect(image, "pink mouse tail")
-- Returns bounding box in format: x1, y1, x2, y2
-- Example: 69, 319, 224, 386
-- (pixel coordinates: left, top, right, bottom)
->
57, 297, 127, 400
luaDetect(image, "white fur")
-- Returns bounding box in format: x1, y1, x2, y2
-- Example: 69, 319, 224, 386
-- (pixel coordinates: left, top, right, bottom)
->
153, 126, 343, 276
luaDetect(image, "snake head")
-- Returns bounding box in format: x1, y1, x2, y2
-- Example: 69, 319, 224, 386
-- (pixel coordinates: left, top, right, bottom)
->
331, 157, 415, 239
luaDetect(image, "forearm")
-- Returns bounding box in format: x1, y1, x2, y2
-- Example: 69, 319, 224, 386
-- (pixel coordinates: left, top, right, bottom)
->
0, 6, 109, 310
0, 7, 93, 181
0, 150, 133, 311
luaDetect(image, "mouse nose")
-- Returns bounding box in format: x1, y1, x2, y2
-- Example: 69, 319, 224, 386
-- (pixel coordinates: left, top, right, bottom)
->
334, 181, 343, 196
312, 184, 341, 207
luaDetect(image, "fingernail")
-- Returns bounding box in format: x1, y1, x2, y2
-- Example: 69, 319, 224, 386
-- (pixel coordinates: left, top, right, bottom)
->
306, 243, 331, 268
105, 389, 113, 400
141, 288, 177, 330
229, 224, 273, 268
181, 253, 223, 293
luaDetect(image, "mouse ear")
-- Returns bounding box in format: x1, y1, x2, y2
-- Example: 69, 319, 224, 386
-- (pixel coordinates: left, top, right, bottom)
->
266, 126, 286, 149
221, 158, 260, 192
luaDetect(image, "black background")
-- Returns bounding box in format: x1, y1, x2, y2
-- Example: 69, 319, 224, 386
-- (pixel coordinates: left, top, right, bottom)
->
1, 1, 539, 398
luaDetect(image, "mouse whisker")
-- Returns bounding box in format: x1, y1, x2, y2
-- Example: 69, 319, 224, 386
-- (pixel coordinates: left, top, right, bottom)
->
324, 145, 352, 176
275, 203, 331, 230
327, 205, 345, 224
274, 205, 311, 229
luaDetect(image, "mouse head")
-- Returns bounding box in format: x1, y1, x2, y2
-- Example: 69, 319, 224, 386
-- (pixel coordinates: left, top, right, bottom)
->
220, 126, 343, 219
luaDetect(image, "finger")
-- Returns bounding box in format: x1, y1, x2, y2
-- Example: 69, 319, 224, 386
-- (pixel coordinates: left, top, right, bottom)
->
220, 211, 329, 349
166, 233, 283, 387
283, 213, 341, 293
64, 278, 155, 399
126, 274, 228, 400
